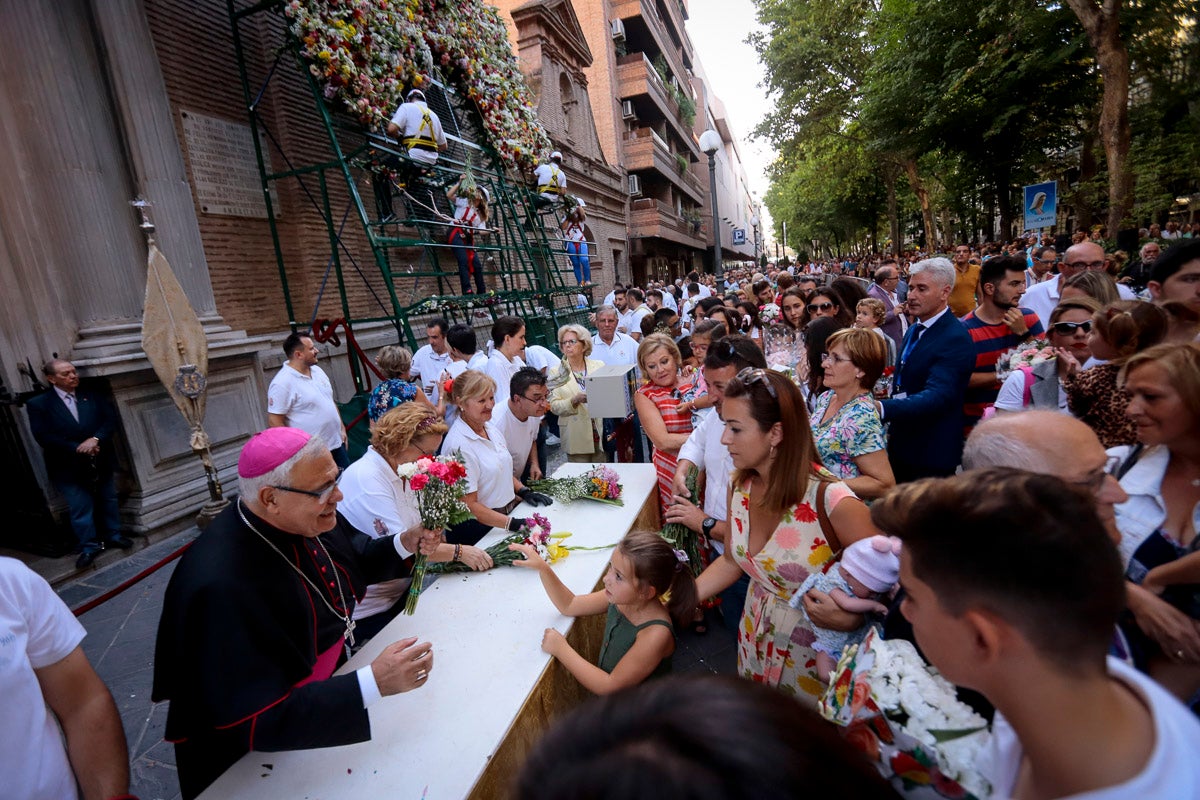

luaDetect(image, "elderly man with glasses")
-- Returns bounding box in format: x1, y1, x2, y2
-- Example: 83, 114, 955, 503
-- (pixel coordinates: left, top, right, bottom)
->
867, 262, 908, 350
1025, 241, 1137, 328
153, 427, 442, 799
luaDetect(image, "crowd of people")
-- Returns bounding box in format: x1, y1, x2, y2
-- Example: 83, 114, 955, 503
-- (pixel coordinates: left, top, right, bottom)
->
10, 231, 1200, 798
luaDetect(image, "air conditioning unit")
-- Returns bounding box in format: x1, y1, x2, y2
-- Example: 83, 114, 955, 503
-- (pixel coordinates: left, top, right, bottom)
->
628, 174, 642, 197
610, 19, 626, 41
621, 100, 635, 120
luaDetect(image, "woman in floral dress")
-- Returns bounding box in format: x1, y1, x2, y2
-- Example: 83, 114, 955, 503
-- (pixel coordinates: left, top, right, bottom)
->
696, 367, 875, 704
633, 334, 694, 515
809, 329, 895, 500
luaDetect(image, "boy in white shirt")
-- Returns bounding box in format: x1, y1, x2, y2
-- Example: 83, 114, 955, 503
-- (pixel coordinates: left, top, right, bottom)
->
875, 469, 1200, 800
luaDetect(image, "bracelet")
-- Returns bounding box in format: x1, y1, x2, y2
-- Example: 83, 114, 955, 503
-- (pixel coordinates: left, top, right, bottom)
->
453, 543, 462, 562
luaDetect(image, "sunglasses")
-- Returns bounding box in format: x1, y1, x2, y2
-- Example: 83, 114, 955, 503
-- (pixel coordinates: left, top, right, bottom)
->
735, 367, 777, 399
807, 302, 835, 313
1050, 320, 1093, 335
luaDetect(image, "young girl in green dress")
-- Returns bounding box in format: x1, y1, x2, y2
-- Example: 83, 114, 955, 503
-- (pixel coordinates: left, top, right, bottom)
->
511, 531, 697, 694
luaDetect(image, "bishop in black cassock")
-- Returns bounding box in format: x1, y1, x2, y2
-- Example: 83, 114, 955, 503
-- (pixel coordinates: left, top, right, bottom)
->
153, 428, 436, 798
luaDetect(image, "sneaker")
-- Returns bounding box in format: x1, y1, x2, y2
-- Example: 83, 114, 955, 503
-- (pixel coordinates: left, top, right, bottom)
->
76, 549, 99, 569
545, 434, 562, 447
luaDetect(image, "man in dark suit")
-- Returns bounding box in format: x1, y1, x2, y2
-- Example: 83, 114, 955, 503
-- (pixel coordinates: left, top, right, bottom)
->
879, 259, 976, 482
866, 262, 907, 351
27, 360, 131, 568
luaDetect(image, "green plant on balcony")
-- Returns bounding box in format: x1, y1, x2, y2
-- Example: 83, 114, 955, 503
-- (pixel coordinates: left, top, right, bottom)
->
673, 152, 688, 175
681, 209, 704, 234
653, 53, 670, 85
676, 91, 696, 127
614, 39, 627, 57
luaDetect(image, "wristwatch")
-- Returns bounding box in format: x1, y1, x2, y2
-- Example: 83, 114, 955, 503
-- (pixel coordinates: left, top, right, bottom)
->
701, 517, 717, 536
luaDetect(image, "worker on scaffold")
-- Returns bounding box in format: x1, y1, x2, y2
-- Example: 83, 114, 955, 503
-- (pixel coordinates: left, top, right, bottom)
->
374, 88, 448, 221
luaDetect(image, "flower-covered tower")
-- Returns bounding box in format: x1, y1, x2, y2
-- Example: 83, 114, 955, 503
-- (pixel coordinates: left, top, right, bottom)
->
229, 0, 592, 379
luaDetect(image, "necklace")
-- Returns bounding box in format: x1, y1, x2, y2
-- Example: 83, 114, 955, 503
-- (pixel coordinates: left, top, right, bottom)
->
237, 501, 356, 648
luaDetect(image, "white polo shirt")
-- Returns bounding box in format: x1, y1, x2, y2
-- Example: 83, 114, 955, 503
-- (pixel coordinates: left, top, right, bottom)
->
410, 344, 452, 394
267, 364, 343, 449
1, 557, 87, 800
441, 418, 516, 510
591, 331, 638, 366
678, 410, 733, 553
492, 401, 541, 477
336, 447, 417, 620
485, 351, 524, 404
523, 345, 561, 375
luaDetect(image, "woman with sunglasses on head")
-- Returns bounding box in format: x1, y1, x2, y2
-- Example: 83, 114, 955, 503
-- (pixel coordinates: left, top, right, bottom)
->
810, 329, 895, 500
693, 368, 875, 703
993, 298, 1100, 414
549, 324, 605, 463
337, 403, 493, 643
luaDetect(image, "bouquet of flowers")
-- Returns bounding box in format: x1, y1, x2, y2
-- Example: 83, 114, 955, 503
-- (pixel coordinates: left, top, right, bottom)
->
659, 465, 703, 576
821, 630, 992, 798
395, 452, 474, 614
429, 513, 604, 573
527, 465, 624, 506
994, 336, 1054, 383
874, 365, 896, 399
759, 302, 782, 325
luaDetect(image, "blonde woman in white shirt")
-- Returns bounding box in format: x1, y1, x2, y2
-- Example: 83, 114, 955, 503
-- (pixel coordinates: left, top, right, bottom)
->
441, 370, 552, 545
338, 404, 492, 641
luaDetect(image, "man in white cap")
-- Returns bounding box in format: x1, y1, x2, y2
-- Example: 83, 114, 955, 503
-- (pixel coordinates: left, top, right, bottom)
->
153, 428, 442, 799
532, 151, 567, 209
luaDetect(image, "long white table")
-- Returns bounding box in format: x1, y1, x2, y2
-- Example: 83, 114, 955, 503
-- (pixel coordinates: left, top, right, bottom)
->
200, 462, 660, 800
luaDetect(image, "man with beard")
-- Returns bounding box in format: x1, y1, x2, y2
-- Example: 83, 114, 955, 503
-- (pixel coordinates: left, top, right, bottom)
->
960, 255, 1044, 430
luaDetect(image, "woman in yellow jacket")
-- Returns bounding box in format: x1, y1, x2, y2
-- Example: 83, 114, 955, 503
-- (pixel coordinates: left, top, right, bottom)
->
549, 323, 606, 462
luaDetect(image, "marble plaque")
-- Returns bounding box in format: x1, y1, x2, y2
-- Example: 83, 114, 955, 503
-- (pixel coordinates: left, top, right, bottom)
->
180, 109, 279, 218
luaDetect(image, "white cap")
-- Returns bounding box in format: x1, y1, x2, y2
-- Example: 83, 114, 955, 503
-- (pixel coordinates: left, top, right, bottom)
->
407, 89, 425, 101
550, 151, 562, 161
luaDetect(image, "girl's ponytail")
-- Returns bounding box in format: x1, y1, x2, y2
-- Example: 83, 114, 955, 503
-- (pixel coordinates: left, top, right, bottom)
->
617, 531, 700, 629
1094, 300, 1169, 360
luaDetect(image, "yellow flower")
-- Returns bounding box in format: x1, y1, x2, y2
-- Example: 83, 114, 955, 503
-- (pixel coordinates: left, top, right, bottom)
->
760, 556, 777, 573
318, 49, 332, 61
797, 675, 826, 697
808, 545, 833, 568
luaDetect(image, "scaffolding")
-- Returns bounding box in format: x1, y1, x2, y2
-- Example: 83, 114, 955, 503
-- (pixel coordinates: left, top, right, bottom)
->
226, 0, 594, 395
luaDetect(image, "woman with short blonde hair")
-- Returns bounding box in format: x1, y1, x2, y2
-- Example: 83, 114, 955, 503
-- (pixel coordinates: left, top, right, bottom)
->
338, 403, 492, 642
551, 324, 604, 462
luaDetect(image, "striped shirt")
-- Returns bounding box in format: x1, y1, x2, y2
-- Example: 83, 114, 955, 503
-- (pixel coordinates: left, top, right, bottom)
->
961, 308, 1044, 428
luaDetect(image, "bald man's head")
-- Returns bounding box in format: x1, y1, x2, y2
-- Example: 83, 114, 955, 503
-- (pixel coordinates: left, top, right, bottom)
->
964, 411, 1127, 539
1062, 241, 1106, 278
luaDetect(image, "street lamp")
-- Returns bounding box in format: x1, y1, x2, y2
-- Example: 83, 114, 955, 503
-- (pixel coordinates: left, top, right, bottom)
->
750, 212, 760, 269
699, 128, 723, 285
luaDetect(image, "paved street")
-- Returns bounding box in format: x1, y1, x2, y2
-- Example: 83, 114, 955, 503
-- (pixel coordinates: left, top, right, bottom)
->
52, 445, 737, 800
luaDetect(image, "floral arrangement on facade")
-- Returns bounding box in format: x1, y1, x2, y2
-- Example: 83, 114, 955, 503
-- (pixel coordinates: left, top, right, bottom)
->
416, 290, 501, 315
285, 0, 551, 173
659, 465, 702, 575
994, 337, 1054, 383
395, 452, 474, 613
285, 0, 429, 127
821, 630, 992, 799
527, 465, 624, 506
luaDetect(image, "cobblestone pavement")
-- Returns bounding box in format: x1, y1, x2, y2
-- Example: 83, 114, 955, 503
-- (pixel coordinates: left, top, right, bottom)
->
56, 445, 737, 800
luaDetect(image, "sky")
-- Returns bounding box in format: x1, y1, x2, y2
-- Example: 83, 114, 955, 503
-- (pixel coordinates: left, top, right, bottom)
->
685, 0, 779, 251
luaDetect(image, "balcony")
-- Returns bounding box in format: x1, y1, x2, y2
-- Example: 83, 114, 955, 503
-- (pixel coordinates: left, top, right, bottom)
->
623, 128, 703, 203
615, 54, 700, 160
612, 0, 692, 77
630, 197, 707, 249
